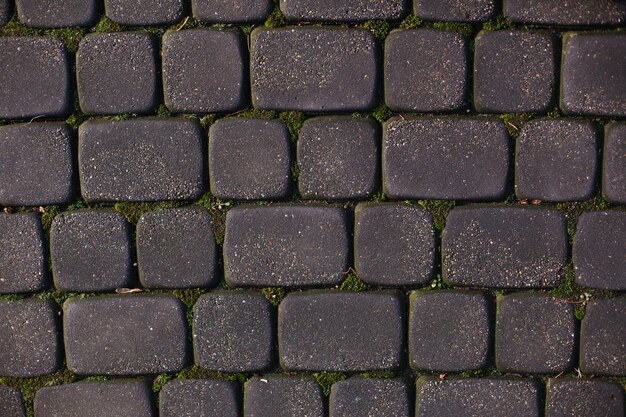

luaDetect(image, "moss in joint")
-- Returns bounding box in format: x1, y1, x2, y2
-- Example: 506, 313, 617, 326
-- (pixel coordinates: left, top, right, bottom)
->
360, 370, 396, 379
555, 196, 609, 241
236, 108, 277, 120
500, 113, 534, 139
113, 201, 184, 224
264, 6, 286, 29
93, 16, 124, 33
313, 371, 347, 395
362, 20, 391, 40
176, 364, 248, 383
156, 104, 172, 118
40, 206, 62, 231
195, 193, 233, 245
433, 22, 473, 37
172, 288, 207, 326
262, 287, 286, 306
340, 272, 371, 292
399, 15, 424, 30
417, 200, 456, 231
279, 111, 305, 142
152, 373, 173, 393
372, 104, 392, 124
481, 15, 514, 31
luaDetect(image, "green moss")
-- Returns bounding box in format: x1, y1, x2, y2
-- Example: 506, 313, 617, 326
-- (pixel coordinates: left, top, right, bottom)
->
500, 113, 533, 139
65, 111, 87, 130
399, 15, 424, 30
418, 200, 455, 231
433, 22, 473, 37
279, 111, 305, 142
109, 113, 137, 121
482, 15, 514, 31
66, 199, 87, 211
0, 294, 25, 301
429, 273, 448, 290
371, 190, 387, 202
40, 206, 62, 231
37, 290, 97, 307
176, 365, 248, 382
152, 373, 173, 392
113, 201, 183, 224
458, 368, 488, 378
83, 375, 110, 382
236, 108, 277, 119
547, 107, 562, 118
93, 16, 124, 33
262, 287, 286, 306
362, 20, 391, 40
340, 272, 371, 292
200, 114, 218, 129
0, 15, 40, 37
264, 6, 286, 29
313, 371, 347, 395
241, 25, 254, 37
173, 288, 207, 327
156, 104, 172, 118
372, 104, 392, 123
47, 27, 87, 53
555, 196, 610, 240
360, 370, 395, 379
196, 194, 233, 245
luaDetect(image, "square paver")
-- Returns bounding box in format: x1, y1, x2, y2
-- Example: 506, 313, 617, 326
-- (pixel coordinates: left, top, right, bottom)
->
160, 379, 240, 417
105, 0, 185, 25
16, 0, 99, 28
603, 123, 626, 203
192, 0, 272, 22
330, 378, 411, 417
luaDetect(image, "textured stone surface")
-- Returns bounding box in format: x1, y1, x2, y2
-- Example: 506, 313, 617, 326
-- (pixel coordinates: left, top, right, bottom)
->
281, 0, 407, 21
546, 379, 625, 417
0, 0, 9, 27
383, 117, 510, 200
160, 379, 240, 417
414, 0, 497, 22
16, 0, 99, 28
505, 0, 626, 26
330, 378, 411, 417
442, 207, 568, 288
192, 0, 272, 22
603, 123, 626, 203
244, 376, 324, 417
251, 27, 378, 112
0, 387, 24, 417
105, 0, 185, 25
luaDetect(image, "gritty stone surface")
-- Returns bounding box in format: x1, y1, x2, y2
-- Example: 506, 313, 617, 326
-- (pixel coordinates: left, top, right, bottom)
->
192, 0, 272, 22
0, 36, 71, 120
79, 118, 206, 202
385, 29, 468, 112
160, 379, 240, 417
137, 207, 218, 289
0, 299, 61, 377
442, 206, 568, 288
355, 203, 435, 286
16, 0, 99, 28
251, 27, 378, 112
298, 116, 379, 200
244, 376, 324, 417
280, 0, 407, 21
515, 118, 599, 202
193, 292, 274, 372
0, 387, 24, 417
546, 378, 625, 417
573, 211, 626, 290
279, 291, 405, 371
561, 32, 626, 117
410, 291, 492, 372
414, 0, 497, 22
603, 123, 626, 203
505, 0, 626, 26
105, 0, 185, 25
330, 378, 411, 417
224, 206, 349, 287
163, 28, 247, 113
209, 118, 292, 200
77, 32, 158, 115
0, 0, 9, 27
474, 30, 557, 113
63, 295, 188, 375
383, 117, 510, 200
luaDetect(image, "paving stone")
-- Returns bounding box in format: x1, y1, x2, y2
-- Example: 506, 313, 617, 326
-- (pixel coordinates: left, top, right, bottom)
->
414, 0, 497, 22
137, 207, 218, 289
515, 118, 599, 202
105, 0, 185, 25
0, 0, 10, 27
573, 211, 626, 291
209, 118, 292, 200
0, 214, 46, 294
192, 0, 272, 22
193, 292, 274, 372
298, 116, 379, 200
0, 387, 24, 417
280, 0, 407, 21
78, 118, 206, 202
34, 380, 155, 417
415, 377, 542, 417
495, 293, 576, 373
16, 0, 99, 28
385, 29, 468, 112
279, 291, 405, 371
0, 36, 71, 120
580, 297, 626, 376
224, 206, 349, 287
77, 32, 158, 115
330, 378, 411, 417
442, 206, 568, 288
603, 123, 626, 203
251, 27, 378, 112
51, 210, 133, 292
382, 117, 510, 200
409, 290, 492, 372
474, 30, 558, 113
244, 376, 324, 417
561, 32, 626, 117
546, 378, 625, 417
160, 379, 240, 417
63, 295, 188, 375
163, 28, 247, 113
505, 0, 626, 26
354, 203, 435, 286
0, 299, 61, 377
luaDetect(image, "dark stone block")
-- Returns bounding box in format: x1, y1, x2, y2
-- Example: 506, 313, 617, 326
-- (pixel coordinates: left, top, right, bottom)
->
16, 0, 99, 28
474, 30, 558, 113
355, 203, 435, 286
163, 28, 247, 113
414, 0, 497, 22
160, 379, 240, 417
192, 0, 272, 22
442, 206, 568, 288
546, 379, 624, 417
63, 295, 188, 375
209, 118, 292, 200
505, 0, 626, 26
105, 0, 185, 25
298, 116, 379, 200
382, 117, 510, 200
251, 27, 378, 112
0, 0, 10, 27
603, 123, 626, 203
330, 378, 411, 417
78, 118, 206, 202
224, 206, 349, 287
0, 299, 61, 377
279, 291, 405, 371
244, 376, 324, 417
0, 387, 24, 417
280, 0, 407, 21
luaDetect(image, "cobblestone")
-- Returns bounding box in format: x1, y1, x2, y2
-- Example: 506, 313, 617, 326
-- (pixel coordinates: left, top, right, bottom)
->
105, 0, 185, 25
414, 0, 497, 22
505, 0, 626, 26
546, 378, 624, 417
603, 123, 626, 203
0, 386, 24, 417
244, 375, 324, 417
16, 0, 99, 28
192, 0, 272, 23
330, 378, 411, 417
280, 0, 407, 21
160, 379, 240, 417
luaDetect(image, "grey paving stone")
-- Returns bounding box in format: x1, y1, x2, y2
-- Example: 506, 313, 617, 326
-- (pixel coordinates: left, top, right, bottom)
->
474, 30, 558, 113
192, 0, 272, 22
279, 291, 405, 371
77, 32, 158, 115
546, 378, 625, 417
580, 297, 626, 376
244, 376, 324, 417
0, 36, 71, 120
515, 118, 599, 202
409, 290, 492, 372
63, 295, 188, 375
603, 123, 626, 203
0, 387, 24, 417
0, 0, 10, 27
354, 203, 435, 286
137, 207, 218, 289
51, 210, 133, 292
414, 0, 497, 22
495, 293, 576, 373
78, 118, 206, 202
251, 27, 378, 112
385, 29, 468, 112
0, 214, 46, 294
573, 211, 626, 291
280, 0, 407, 21
382, 117, 510, 200
163, 28, 247, 113
298, 116, 379, 200
505, 0, 626, 26
160, 379, 240, 417
105, 0, 185, 25
209, 118, 292, 200
330, 378, 411, 417
415, 377, 542, 417
16, 0, 99, 28
0, 299, 61, 377
561, 32, 626, 117
442, 206, 568, 288
224, 206, 349, 287
34, 380, 155, 417
193, 292, 274, 372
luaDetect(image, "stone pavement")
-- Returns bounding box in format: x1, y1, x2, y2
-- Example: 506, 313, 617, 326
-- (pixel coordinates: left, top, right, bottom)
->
0, 1, 625, 416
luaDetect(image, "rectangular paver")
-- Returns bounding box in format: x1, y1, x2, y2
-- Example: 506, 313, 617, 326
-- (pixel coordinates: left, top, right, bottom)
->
603, 123, 626, 203
414, 0, 497, 22
330, 378, 411, 417
505, 0, 626, 26
192, 0, 272, 22
546, 379, 625, 417
16, 0, 99, 28
280, 0, 407, 21
160, 379, 240, 417
104, 0, 185, 25
244, 376, 324, 417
